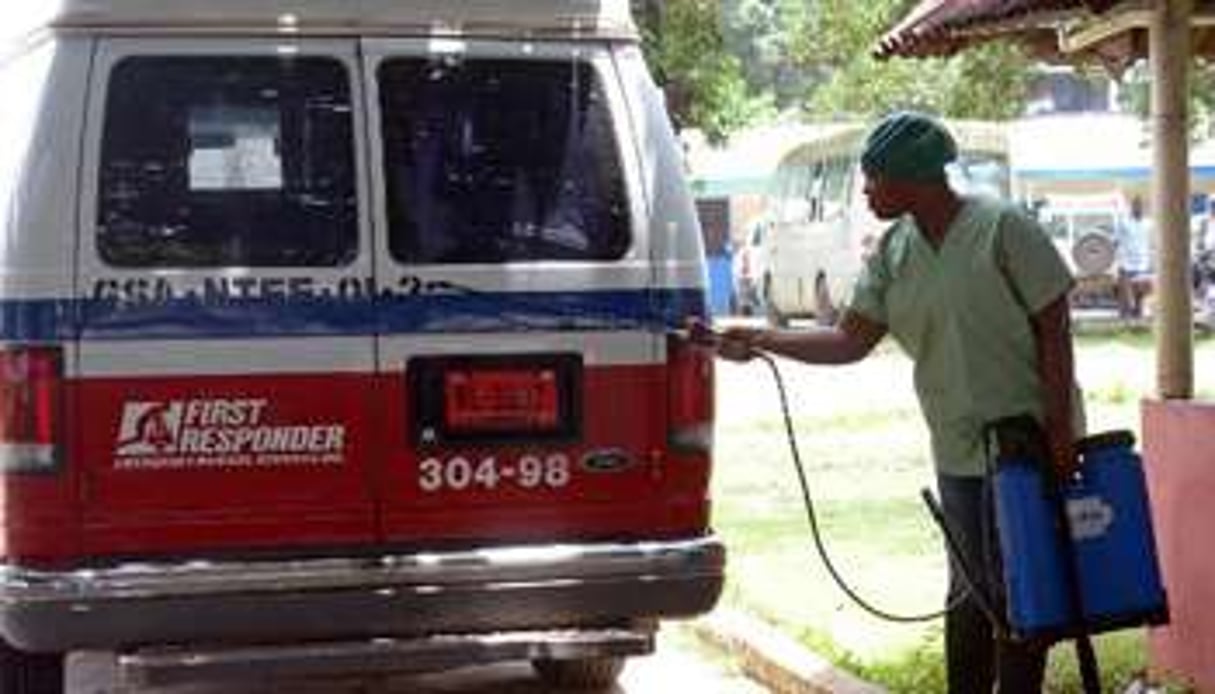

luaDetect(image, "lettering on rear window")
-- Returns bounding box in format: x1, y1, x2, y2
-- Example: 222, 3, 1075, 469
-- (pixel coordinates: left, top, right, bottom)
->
113, 398, 346, 470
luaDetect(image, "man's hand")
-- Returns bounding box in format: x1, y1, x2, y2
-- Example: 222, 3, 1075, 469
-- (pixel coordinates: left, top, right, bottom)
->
716, 326, 765, 362
682, 319, 764, 362
1047, 420, 1079, 480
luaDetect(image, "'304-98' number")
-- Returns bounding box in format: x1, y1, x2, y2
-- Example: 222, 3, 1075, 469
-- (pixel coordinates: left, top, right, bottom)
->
418, 454, 571, 493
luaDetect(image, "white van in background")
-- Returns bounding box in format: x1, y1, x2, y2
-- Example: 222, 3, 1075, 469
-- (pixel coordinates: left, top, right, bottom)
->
0, 2, 722, 691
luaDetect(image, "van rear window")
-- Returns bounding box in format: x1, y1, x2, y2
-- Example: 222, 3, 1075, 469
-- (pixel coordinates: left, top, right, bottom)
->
96, 56, 357, 268
378, 57, 630, 264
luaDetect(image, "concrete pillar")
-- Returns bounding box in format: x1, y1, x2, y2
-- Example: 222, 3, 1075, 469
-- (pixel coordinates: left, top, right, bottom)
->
1150, 0, 1193, 399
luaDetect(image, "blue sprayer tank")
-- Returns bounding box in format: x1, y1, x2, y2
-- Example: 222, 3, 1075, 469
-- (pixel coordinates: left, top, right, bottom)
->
994, 430, 1169, 638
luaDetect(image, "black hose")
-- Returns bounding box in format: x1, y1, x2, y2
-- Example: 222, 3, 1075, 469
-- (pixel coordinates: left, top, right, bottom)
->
756, 350, 967, 623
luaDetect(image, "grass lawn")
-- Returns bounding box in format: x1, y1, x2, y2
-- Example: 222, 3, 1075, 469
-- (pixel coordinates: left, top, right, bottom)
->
709, 327, 1214, 693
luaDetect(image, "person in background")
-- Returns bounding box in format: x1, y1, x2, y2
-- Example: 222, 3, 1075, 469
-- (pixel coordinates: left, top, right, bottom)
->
707, 112, 1081, 693
1115, 196, 1152, 320
1198, 203, 1215, 323
1205, 202, 1215, 255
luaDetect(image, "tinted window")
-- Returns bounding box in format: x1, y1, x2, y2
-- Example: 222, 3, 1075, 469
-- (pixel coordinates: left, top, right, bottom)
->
379, 57, 630, 264
772, 161, 806, 224
821, 157, 851, 218
97, 56, 357, 268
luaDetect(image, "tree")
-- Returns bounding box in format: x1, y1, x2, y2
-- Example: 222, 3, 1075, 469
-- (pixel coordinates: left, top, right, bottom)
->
718, 0, 815, 111
635, 0, 1035, 140
1120, 58, 1215, 141
636, 0, 773, 142
788, 0, 1033, 121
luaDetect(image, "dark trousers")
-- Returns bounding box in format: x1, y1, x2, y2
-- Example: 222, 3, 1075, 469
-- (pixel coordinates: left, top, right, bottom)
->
938, 474, 1047, 694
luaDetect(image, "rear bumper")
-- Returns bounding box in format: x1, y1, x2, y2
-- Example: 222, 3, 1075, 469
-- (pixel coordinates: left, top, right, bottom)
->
121, 627, 656, 688
0, 536, 724, 652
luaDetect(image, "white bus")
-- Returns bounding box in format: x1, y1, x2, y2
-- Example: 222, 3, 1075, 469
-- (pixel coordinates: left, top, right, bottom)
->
756, 120, 1011, 325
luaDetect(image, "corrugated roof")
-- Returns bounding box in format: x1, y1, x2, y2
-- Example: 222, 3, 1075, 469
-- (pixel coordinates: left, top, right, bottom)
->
876, 0, 1119, 59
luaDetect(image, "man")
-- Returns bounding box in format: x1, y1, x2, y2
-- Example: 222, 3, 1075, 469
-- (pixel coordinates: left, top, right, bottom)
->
1195, 203, 1215, 322
712, 112, 1081, 693
1114, 196, 1152, 320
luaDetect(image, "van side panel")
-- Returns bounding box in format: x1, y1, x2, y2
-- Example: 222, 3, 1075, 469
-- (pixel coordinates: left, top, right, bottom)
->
0, 38, 89, 304
613, 46, 705, 292
613, 44, 712, 527
0, 37, 93, 564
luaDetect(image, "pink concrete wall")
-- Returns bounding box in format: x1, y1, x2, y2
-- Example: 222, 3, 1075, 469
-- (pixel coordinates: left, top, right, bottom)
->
1144, 399, 1215, 691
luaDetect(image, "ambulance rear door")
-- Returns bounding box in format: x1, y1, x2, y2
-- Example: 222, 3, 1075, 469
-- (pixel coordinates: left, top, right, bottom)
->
362, 37, 691, 546
76, 38, 379, 557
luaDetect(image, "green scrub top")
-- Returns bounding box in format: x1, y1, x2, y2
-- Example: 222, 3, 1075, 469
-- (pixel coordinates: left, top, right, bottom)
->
849, 196, 1074, 477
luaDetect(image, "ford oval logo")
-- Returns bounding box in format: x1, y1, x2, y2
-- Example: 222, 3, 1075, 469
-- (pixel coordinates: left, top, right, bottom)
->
580, 449, 633, 473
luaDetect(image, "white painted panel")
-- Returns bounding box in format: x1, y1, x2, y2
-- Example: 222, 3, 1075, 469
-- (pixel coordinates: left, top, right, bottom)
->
78, 338, 374, 376
379, 330, 660, 369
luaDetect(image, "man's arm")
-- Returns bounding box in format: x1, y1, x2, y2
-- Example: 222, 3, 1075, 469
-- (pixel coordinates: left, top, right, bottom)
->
1030, 294, 1078, 478
717, 309, 887, 365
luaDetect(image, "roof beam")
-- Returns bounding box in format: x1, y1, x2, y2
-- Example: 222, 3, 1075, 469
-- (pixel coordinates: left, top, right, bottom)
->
1060, 1, 1215, 53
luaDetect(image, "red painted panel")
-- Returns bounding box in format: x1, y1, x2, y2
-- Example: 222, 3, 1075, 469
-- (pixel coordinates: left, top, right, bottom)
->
1144, 399, 1215, 691
10, 362, 713, 563
76, 374, 378, 557
379, 363, 712, 544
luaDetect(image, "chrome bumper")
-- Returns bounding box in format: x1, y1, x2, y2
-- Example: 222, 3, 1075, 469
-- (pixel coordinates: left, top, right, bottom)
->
121, 627, 655, 688
0, 536, 724, 652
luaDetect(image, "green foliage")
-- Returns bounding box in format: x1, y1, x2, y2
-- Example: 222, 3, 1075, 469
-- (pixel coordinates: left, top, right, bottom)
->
636, 0, 1034, 138
941, 43, 1034, 119
795, 0, 1032, 120
638, 0, 772, 143
1120, 58, 1215, 140
720, 0, 815, 110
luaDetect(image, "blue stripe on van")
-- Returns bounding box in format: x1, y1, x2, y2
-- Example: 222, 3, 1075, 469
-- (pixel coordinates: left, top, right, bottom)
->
0, 300, 80, 342
0, 290, 707, 342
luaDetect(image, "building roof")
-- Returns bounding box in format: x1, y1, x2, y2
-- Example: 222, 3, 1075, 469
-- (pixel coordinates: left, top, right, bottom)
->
875, 0, 1120, 60
4, 0, 636, 44
876, 0, 1215, 67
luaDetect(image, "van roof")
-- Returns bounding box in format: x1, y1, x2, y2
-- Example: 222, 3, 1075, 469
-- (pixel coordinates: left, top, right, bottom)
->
7, 0, 637, 43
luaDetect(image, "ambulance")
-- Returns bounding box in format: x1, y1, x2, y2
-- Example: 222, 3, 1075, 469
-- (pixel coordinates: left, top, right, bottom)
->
0, 1, 723, 690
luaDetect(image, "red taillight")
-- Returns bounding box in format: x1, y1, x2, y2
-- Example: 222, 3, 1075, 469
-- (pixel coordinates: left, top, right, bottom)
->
667, 334, 714, 453
0, 346, 62, 472
444, 367, 560, 435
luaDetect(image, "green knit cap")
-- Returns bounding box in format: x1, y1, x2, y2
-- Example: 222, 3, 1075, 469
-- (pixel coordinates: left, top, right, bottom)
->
860, 111, 957, 181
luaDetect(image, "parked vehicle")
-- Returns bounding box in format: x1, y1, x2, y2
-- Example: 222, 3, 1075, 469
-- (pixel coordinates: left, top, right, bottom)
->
0, 2, 723, 691
1034, 192, 1129, 307
732, 216, 771, 315
756, 120, 1011, 326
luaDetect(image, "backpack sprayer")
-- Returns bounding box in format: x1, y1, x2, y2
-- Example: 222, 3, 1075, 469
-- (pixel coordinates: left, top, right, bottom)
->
682, 321, 1170, 693
978, 417, 1169, 693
